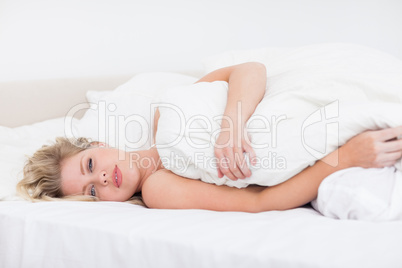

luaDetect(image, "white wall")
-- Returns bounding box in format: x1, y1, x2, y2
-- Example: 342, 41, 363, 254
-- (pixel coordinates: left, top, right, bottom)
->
0, 0, 401, 82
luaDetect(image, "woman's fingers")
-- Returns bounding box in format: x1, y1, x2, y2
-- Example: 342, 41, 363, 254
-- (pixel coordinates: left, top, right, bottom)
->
215, 146, 252, 180
233, 146, 251, 178
215, 150, 236, 180
341, 126, 402, 169
381, 160, 400, 167
217, 167, 224, 178
378, 151, 402, 163
214, 128, 255, 180
375, 126, 402, 141
243, 139, 257, 166
370, 127, 402, 168
224, 148, 245, 179
380, 138, 402, 153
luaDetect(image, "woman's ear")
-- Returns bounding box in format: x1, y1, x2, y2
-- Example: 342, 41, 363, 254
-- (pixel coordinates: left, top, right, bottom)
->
90, 141, 107, 148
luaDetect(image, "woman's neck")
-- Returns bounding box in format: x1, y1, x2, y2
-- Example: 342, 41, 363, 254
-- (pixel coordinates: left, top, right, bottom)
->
131, 147, 162, 192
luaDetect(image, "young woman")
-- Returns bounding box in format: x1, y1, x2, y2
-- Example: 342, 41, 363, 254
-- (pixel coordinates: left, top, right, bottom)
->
18, 63, 402, 212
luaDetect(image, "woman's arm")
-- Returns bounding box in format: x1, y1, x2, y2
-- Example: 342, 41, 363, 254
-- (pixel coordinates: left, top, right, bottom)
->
142, 127, 402, 212
257, 126, 402, 210
197, 62, 267, 180
153, 63, 267, 178
142, 151, 345, 212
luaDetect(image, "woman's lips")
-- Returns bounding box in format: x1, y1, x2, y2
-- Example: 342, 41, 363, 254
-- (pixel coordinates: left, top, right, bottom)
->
113, 165, 122, 188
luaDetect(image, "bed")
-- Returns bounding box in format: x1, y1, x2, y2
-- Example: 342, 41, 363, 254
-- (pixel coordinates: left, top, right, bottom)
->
1, 42, 402, 268
1, 201, 402, 268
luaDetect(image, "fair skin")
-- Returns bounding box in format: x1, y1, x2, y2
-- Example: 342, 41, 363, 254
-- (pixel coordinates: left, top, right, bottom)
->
61, 147, 162, 201
61, 63, 402, 211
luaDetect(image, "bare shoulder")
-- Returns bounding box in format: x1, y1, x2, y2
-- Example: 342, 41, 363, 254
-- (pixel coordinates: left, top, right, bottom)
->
141, 169, 185, 209
141, 169, 209, 209
142, 169, 179, 194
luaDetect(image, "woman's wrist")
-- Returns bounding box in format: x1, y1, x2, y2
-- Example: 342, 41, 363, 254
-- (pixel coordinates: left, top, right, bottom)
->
221, 109, 249, 129
337, 146, 354, 169
319, 147, 353, 170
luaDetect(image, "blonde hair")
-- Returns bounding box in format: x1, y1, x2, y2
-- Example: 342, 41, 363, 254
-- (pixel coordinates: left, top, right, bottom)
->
17, 137, 145, 207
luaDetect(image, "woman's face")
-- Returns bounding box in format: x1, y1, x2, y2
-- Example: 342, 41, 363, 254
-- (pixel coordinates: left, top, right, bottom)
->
61, 147, 140, 201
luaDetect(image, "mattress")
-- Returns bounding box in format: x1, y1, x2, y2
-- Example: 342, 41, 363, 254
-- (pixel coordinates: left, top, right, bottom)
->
1, 200, 402, 268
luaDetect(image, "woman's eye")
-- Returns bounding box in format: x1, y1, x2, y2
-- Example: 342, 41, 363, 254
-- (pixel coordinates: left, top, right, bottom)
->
90, 185, 96, 197
88, 158, 93, 172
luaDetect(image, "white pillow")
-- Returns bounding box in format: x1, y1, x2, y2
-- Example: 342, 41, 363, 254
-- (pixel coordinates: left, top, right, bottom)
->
86, 90, 112, 103
71, 72, 198, 151
311, 167, 402, 221
0, 117, 72, 200
88, 72, 198, 102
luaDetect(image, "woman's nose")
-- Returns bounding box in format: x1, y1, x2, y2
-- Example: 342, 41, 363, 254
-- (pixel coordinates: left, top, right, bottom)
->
99, 171, 108, 185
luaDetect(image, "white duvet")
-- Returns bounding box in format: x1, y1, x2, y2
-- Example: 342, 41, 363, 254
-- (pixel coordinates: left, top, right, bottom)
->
156, 43, 402, 188
312, 166, 402, 221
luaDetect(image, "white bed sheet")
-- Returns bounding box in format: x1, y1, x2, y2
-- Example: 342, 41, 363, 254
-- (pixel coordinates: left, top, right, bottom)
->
1, 201, 401, 268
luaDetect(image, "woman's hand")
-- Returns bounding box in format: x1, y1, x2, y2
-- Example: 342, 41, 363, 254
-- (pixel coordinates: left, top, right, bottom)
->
339, 126, 402, 169
196, 62, 267, 180
214, 121, 256, 180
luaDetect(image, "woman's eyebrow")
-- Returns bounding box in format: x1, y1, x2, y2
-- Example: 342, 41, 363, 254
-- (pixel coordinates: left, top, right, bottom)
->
80, 156, 85, 175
